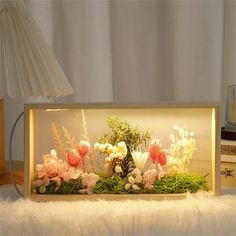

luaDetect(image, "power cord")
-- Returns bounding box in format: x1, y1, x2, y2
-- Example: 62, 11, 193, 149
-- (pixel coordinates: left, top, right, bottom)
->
8, 111, 24, 198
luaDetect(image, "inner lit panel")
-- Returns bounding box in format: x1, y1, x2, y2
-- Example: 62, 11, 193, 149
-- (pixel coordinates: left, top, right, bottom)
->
30, 107, 214, 191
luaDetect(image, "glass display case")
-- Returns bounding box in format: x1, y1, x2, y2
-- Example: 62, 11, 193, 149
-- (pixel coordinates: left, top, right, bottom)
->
24, 103, 221, 201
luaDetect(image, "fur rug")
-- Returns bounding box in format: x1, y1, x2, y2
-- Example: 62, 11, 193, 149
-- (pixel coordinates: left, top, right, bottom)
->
0, 185, 236, 236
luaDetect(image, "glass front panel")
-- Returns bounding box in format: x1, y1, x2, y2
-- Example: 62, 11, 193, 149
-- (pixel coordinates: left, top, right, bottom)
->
27, 106, 216, 196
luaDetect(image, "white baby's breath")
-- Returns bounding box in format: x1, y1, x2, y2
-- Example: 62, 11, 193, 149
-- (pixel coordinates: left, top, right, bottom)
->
167, 126, 196, 173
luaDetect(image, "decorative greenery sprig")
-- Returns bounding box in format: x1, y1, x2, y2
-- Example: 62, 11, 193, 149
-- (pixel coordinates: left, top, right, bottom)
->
98, 116, 151, 177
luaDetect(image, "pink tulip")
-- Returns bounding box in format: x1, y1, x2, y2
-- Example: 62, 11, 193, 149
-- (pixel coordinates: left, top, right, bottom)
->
77, 140, 90, 172
77, 140, 90, 157
148, 139, 167, 166
67, 150, 81, 168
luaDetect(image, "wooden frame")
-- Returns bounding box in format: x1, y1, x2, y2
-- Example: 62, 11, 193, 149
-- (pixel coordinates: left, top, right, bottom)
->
24, 103, 221, 201
0, 100, 4, 172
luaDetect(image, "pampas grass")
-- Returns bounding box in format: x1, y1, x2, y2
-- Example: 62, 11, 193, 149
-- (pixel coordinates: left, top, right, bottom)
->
0, 185, 236, 236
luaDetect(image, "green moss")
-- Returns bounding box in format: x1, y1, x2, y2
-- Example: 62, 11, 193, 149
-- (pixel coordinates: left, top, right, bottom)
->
34, 172, 208, 195
93, 174, 127, 194
93, 172, 208, 194
153, 173, 209, 194
35, 178, 83, 194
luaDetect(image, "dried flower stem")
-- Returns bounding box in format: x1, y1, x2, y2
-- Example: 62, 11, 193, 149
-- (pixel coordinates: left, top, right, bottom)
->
88, 151, 95, 172
81, 109, 88, 140
62, 127, 75, 149
107, 159, 117, 177
51, 122, 67, 160
81, 157, 85, 172
81, 109, 95, 172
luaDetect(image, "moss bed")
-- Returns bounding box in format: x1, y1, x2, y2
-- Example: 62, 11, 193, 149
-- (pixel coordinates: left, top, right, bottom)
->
34, 173, 208, 195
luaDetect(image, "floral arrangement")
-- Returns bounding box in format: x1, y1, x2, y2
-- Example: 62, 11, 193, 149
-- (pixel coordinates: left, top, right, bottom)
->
33, 149, 99, 194
167, 126, 196, 174
33, 114, 208, 195
94, 141, 127, 176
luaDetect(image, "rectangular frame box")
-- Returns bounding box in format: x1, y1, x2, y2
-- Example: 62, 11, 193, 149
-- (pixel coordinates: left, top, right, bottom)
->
24, 103, 221, 201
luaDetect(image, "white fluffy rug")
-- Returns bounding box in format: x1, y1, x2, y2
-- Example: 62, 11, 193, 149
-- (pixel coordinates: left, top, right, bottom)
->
0, 185, 236, 236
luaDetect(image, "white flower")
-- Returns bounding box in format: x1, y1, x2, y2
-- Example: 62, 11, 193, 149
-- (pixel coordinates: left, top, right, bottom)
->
115, 165, 122, 173
68, 167, 81, 179
131, 151, 149, 171
99, 144, 106, 152
117, 152, 125, 160
81, 172, 100, 193
174, 126, 179, 130
50, 149, 57, 158
107, 145, 115, 154
79, 140, 90, 149
117, 142, 128, 157
167, 126, 196, 174
179, 128, 185, 138
132, 168, 141, 176
109, 153, 116, 159
36, 164, 44, 172
185, 130, 189, 137
117, 141, 126, 148
169, 134, 175, 143
94, 143, 100, 150
125, 176, 140, 191
129, 168, 143, 184
135, 174, 142, 183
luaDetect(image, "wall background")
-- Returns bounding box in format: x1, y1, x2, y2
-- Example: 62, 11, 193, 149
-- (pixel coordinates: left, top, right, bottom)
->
4, 0, 236, 161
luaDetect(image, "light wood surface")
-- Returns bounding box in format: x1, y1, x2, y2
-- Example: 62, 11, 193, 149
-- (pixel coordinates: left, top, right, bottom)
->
28, 192, 215, 202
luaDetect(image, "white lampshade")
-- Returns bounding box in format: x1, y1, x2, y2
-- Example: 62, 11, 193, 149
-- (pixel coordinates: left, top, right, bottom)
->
0, 0, 73, 98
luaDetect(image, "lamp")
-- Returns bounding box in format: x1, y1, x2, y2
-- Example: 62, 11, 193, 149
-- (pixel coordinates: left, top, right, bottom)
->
0, 0, 73, 185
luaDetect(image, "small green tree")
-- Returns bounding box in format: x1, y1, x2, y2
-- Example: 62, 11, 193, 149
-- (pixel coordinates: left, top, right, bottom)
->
98, 116, 151, 177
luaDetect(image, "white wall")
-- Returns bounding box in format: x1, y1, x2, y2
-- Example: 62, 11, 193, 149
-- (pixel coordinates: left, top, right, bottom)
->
4, 0, 236, 161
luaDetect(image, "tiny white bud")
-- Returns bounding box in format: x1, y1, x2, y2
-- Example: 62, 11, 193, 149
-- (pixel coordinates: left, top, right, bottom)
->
50, 149, 57, 158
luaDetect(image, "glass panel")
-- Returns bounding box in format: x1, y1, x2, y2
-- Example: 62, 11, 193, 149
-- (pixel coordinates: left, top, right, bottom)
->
28, 106, 216, 195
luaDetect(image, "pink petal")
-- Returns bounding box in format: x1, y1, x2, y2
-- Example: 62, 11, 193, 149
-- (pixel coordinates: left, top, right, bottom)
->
39, 185, 46, 193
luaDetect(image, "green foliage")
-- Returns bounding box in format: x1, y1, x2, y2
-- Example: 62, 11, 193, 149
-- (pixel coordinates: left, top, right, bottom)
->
93, 174, 127, 194
92, 172, 208, 194
35, 178, 83, 194
98, 116, 151, 177
34, 172, 208, 195
153, 173, 209, 194
98, 116, 151, 149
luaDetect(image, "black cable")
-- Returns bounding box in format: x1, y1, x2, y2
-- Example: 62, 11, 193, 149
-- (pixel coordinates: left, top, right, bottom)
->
8, 111, 24, 198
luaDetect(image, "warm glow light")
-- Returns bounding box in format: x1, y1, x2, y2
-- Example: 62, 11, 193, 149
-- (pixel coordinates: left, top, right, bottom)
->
25, 104, 220, 200
28, 109, 35, 195
211, 108, 216, 193
46, 109, 69, 112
